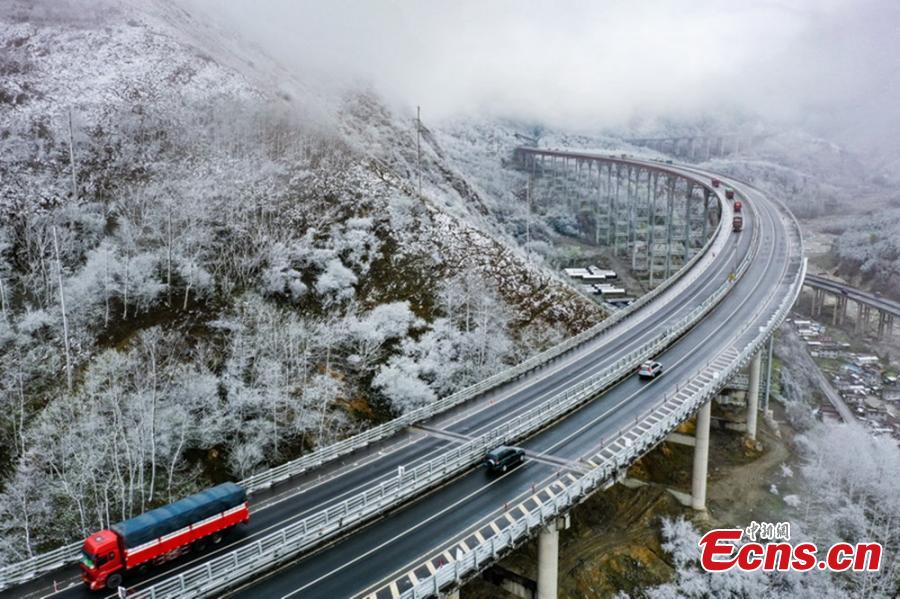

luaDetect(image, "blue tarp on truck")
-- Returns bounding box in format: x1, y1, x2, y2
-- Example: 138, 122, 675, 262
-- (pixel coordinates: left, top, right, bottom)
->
111, 482, 246, 548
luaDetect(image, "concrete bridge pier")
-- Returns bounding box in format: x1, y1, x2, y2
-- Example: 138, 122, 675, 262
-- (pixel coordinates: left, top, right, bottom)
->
691, 400, 712, 511
855, 302, 864, 333
878, 311, 890, 338
832, 294, 847, 325
811, 287, 824, 318
445, 589, 460, 599
537, 515, 570, 599
747, 351, 761, 440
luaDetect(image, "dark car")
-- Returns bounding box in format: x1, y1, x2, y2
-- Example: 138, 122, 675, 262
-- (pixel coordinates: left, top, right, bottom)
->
484, 446, 526, 473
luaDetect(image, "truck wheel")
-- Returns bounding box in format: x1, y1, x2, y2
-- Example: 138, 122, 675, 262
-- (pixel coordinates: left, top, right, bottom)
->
106, 573, 123, 589
211, 531, 225, 545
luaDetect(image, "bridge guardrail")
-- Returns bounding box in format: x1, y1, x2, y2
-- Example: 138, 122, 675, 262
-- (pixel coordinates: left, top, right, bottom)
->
0, 542, 84, 592
0, 160, 727, 594
399, 229, 806, 599
126, 198, 745, 599
238, 162, 730, 495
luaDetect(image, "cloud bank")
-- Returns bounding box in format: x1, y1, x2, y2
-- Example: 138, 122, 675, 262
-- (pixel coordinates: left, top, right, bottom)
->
183, 0, 898, 145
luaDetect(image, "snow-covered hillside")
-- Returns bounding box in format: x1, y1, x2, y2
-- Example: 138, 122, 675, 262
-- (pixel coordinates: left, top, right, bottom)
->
0, 0, 602, 557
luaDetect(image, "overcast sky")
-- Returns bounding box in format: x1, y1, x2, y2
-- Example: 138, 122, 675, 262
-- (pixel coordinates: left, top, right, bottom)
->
185, 0, 898, 147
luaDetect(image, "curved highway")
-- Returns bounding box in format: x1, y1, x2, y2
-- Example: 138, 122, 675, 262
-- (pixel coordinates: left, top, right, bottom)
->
10, 152, 802, 599
217, 155, 801, 599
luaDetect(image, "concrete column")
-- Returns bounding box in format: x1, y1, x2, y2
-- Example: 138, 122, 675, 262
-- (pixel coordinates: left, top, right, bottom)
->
649, 173, 658, 286
832, 293, 839, 325
691, 400, 712, 511
445, 590, 460, 599
701, 188, 710, 241
762, 336, 774, 414
856, 302, 863, 333
665, 178, 674, 278
605, 164, 613, 246
537, 522, 560, 599
683, 183, 692, 261
613, 165, 621, 255
747, 351, 761, 439
627, 167, 636, 262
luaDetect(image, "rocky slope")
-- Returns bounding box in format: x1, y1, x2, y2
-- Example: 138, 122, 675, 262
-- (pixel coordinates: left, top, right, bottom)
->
0, 0, 602, 558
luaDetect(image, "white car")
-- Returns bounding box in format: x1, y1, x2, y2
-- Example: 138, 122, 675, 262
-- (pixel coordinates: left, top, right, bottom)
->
638, 360, 663, 379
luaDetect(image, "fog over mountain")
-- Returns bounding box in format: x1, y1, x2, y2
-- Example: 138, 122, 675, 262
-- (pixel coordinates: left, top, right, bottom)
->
185, 0, 899, 157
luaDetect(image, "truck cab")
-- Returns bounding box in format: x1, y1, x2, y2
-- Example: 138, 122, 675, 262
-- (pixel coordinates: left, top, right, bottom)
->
81, 530, 124, 590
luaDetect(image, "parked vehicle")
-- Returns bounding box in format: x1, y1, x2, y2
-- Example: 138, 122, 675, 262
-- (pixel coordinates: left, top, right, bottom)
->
484, 446, 526, 473
80, 483, 249, 591
711, 178, 721, 188
733, 214, 744, 232
733, 200, 742, 212
724, 187, 735, 200
638, 360, 663, 379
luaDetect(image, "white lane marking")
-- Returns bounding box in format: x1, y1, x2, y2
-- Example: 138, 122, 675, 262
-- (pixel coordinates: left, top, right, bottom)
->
113, 232, 745, 599
62, 176, 760, 599
352, 195, 781, 598
272, 465, 565, 598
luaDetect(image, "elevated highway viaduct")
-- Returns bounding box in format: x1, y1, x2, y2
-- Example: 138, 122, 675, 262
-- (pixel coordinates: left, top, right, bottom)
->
3, 150, 804, 599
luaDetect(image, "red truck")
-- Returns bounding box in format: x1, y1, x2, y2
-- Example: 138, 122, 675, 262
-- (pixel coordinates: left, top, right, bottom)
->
711, 178, 720, 188
734, 200, 742, 212
733, 214, 744, 232
80, 482, 249, 591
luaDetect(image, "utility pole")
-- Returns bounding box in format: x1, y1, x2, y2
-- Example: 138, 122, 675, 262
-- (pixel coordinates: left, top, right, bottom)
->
416, 106, 422, 197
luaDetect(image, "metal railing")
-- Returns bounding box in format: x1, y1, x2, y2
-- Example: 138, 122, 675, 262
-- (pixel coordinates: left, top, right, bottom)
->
238, 176, 730, 496
0, 542, 84, 591
0, 160, 727, 593
398, 220, 806, 599
126, 198, 744, 599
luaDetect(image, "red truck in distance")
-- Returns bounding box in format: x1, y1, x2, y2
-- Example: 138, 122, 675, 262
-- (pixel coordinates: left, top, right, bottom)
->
80, 482, 249, 591
711, 178, 721, 188
734, 200, 742, 212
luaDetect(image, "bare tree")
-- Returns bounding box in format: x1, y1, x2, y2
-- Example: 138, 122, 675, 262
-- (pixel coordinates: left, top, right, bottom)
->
51, 226, 73, 392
